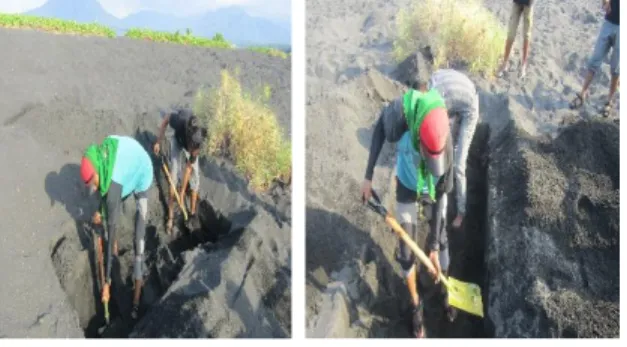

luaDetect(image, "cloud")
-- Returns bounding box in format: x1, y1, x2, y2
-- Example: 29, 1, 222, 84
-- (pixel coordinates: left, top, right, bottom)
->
0, 0, 47, 13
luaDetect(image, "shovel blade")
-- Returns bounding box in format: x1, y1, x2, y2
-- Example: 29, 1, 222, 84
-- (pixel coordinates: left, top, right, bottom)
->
445, 276, 484, 318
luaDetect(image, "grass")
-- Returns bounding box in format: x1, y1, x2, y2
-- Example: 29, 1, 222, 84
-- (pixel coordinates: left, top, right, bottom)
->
393, 0, 506, 76
194, 69, 291, 190
0, 13, 287, 58
124, 28, 233, 49
248, 46, 289, 59
0, 13, 115, 37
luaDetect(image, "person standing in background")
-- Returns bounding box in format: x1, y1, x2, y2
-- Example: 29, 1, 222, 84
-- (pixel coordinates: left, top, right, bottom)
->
569, 0, 619, 117
496, 0, 536, 78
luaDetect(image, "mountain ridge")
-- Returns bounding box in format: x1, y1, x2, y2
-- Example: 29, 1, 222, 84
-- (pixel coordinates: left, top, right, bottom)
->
24, 0, 291, 47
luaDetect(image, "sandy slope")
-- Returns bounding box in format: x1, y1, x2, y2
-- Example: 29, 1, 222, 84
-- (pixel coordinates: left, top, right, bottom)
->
306, 0, 619, 338
0, 28, 290, 337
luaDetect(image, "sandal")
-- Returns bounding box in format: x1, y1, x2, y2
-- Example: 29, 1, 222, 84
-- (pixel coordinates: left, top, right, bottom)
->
569, 93, 586, 110
601, 101, 613, 118
411, 300, 426, 338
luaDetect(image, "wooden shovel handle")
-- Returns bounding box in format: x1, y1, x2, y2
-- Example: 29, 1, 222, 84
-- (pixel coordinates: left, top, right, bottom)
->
161, 160, 188, 221
384, 214, 450, 288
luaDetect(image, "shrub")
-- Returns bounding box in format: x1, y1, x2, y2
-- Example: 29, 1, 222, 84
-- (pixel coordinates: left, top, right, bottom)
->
393, 0, 506, 76
194, 70, 291, 190
249, 46, 289, 59
0, 13, 116, 37
124, 28, 233, 49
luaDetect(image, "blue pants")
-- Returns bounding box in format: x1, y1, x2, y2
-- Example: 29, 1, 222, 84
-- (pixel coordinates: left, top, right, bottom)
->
587, 20, 620, 76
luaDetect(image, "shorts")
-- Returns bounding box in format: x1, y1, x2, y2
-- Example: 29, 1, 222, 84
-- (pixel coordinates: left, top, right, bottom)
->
394, 178, 450, 277
587, 20, 620, 76
170, 137, 200, 192
507, 2, 534, 41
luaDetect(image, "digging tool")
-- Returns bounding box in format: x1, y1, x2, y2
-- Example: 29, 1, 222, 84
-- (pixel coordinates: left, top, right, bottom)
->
89, 221, 111, 335
98, 206, 114, 330
89, 224, 106, 293
365, 189, 484, 318
160, 154, 188, 221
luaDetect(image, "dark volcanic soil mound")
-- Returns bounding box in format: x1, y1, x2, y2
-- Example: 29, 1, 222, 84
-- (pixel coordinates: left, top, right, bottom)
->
0, 28, 290, 338
486, 116, 619, 338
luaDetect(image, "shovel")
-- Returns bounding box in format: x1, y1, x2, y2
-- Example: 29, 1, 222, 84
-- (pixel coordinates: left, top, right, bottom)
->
365, 189, 484, 318
87, 221, 111, 335
159, 154, 188, 222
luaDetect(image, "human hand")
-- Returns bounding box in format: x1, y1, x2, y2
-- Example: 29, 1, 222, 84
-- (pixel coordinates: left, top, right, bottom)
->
153, 142, 160, 155
361, 180, 373, 203
92, 211, 102, 225
428, 250, 442, 283
452, 214, 463, 229
418, 192, 435, 205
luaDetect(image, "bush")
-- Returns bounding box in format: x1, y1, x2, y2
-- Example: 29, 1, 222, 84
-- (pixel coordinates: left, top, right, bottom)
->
249, 46, 289, 59
194, 70, 291, 190
124, 28, 233, 48
393, 0, 506, 76
0, 13, 116, 37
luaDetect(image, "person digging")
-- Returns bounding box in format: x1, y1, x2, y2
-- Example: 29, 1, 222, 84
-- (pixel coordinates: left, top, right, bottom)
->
417, 67, 480, 230
569, 0, 619, 117
153, 109, 208, 235
361, 88, 457, 338
80, 135, 154, 320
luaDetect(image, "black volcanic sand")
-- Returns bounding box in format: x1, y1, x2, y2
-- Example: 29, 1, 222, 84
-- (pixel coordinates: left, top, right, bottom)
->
306, 0, 619, 338
486, 116, 618, 338
0, 28, 290, 338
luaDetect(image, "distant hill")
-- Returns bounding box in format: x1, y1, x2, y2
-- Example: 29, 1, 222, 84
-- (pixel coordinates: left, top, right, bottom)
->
27, 0, 119, 26
25, 0, 291, 47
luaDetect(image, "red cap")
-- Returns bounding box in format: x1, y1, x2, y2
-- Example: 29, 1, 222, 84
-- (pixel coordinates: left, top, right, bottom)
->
80, 157, 95, 184
419, 107, 449, 176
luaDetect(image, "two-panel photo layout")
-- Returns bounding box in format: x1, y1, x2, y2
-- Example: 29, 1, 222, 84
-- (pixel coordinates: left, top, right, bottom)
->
0, 0, 620, 340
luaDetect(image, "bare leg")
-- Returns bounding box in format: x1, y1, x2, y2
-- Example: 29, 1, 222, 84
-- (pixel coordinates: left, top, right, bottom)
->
407, 266, 419, 307
190, 190, 199, 216
520, 38, 530, 77
608, 74, 619, 101
600, 74, 620, 117
570, 70, 595, 109
166, 186, 175, 234
133, 279, 142, 307
580, 70, 595, 97
497, 38, 515, 76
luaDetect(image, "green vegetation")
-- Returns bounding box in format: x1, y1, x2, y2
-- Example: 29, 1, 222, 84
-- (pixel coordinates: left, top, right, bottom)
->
393, 0, 506, 76
124, 28, 233, 49
194, 70, 291, 190
248, 46, 289, 59
0, 13, 115, 37
0, 13, 287, 58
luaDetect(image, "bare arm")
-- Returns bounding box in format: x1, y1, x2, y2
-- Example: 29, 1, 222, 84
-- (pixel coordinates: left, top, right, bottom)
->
156, 113, 172, 146
364, 115, 386, 181
180, 163, 193, 203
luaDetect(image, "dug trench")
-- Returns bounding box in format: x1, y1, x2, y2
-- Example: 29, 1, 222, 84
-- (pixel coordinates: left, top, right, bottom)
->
410, 123, 492, 338
48, 139, 241, 338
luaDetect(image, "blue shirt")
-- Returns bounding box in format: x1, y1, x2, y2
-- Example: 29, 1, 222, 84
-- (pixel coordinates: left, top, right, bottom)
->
110, 135, 154, 198
396, 131, 440, 193
396, 132, 420, 192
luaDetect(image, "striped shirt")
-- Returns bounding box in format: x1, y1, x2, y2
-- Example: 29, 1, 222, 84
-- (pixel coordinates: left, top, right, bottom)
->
428, 69, 478, 115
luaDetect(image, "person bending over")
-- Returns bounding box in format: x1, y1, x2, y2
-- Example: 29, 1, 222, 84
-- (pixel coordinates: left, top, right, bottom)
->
80, 135, 154, 319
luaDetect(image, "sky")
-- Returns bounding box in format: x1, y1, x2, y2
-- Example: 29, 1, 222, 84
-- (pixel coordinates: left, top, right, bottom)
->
0, 0, 291, 21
